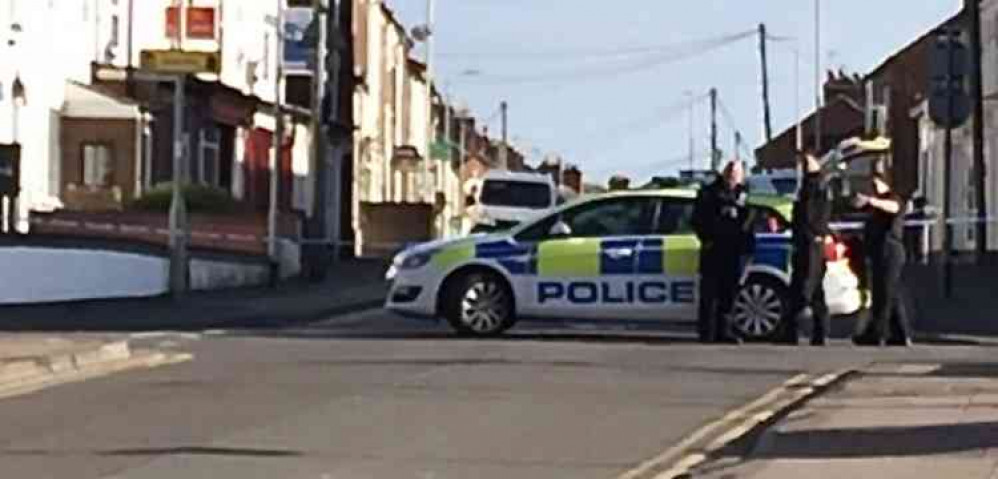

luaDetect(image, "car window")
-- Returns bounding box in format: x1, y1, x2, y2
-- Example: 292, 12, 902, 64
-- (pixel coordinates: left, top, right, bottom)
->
749, 206, 789, 233
479, 180, 553, 209
514, 197, 656, 241
562, 197, 657, 237
656, 198, 695, 235
747, 177, 778, 195
771, 178, 800, 196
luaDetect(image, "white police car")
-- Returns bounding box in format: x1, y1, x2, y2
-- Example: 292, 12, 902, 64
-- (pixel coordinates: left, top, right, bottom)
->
385, 189, 862, 339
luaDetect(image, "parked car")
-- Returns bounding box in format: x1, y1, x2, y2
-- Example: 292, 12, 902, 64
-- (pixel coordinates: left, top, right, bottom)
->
386, 189, 862, 340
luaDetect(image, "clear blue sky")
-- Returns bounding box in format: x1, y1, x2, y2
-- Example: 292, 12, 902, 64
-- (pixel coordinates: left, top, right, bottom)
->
387, 0, 961, 184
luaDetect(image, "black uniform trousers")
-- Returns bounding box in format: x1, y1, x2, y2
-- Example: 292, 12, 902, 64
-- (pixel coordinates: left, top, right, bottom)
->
783, 240, 829, 343
698, 250, 742, 342
863, 240, 912, 343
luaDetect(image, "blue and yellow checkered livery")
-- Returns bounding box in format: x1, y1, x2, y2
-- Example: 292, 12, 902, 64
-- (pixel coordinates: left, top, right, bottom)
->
466, 235, 793, 278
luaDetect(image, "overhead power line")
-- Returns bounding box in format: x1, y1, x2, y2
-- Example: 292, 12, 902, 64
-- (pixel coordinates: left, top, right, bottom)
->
450, 29, 756, 86
440, 30, 757, 61
716, 97, 756, 161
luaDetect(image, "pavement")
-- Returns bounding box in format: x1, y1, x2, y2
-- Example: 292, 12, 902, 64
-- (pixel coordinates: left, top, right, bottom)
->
0, 258, 389, 331
0, 333, 189, 401
907, 262, 998, 340
684, 362, 998, 479
0, 308, 996, 478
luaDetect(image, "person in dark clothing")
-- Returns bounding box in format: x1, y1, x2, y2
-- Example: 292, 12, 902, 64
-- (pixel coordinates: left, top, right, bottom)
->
692, 161, 755, 344
781, 152, 833, 346
851, 172, 913, 347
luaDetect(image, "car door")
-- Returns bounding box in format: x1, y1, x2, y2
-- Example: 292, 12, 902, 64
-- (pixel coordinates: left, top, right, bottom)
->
514, 195, 658, 320
624, 196, 701, 321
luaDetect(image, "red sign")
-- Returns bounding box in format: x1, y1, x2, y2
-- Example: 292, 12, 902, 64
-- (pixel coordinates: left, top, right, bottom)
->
165, 6, 217, 40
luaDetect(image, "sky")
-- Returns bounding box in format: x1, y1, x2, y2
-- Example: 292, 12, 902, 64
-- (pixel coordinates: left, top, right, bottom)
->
387, 0, 961, 184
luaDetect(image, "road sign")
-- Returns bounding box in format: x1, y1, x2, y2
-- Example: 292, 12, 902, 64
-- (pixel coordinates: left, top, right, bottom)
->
0, 144, 21, 196
929, 30, 972, 128
140, 49, 220, 74
283, 7, 317, 74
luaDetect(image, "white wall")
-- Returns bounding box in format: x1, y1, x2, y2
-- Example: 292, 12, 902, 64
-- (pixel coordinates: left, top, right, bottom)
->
0, 247, 273, 304
0, 247, 168, 304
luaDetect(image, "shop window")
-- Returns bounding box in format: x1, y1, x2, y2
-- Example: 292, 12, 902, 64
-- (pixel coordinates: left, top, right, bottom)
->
82, 143, 114, 188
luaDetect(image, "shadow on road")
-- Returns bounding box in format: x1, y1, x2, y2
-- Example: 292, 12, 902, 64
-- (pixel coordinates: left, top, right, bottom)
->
755, 421, 998, 459
231, 328, 703, 347
0, 446, 303, 458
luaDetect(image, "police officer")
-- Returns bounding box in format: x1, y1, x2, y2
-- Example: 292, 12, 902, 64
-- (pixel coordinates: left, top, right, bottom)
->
693, 161, 754, 344
851, 170, 913, 347
780, 151, 832, 346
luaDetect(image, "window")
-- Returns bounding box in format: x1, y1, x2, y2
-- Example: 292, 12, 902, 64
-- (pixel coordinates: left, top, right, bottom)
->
109, 14, 119, 47
515, 197, 656, 242
82, 144, 113, 187
479, 180, 553, 209
198, 126, 221, 187
656, 199, 694, 235
748, 206, 789, 234
563, 197, 656, 237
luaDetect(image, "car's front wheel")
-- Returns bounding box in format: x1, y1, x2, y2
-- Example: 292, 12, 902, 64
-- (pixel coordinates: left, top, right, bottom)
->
730, 275, 788, 341
443, 271, 516, 336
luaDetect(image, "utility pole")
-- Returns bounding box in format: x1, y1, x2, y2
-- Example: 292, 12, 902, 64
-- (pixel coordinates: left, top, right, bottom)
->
168, 2, 189, 297
758, 23, 773, 142
268, 0, 285, 284
457, 117, 468, 233
794, 44, 802, 151
423, 0, 436, 203
710, 88, 719, 170
499, 101, 509, 170
686, 91, 695, 171
307, 0, 330, 279
442, 96, 452, 236
735, 131, 742, 162
968, 0, 988, 262
943, 31, 956, 299
325, 0, 347, 262
814, 0, 822, 152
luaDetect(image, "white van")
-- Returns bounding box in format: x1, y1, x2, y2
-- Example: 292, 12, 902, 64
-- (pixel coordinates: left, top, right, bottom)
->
467, 171, 558, 234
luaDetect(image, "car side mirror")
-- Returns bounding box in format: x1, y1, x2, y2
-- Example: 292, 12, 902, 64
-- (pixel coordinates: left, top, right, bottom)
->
549, 221, 572, 237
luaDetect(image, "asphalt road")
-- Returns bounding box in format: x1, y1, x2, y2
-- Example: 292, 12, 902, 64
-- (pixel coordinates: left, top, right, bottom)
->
0, 310, 995, 479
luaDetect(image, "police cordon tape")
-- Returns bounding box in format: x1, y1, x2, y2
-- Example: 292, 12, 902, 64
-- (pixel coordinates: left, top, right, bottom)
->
829, 216, 998, 232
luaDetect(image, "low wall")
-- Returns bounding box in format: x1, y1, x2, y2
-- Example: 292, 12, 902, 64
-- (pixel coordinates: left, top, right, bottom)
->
29, 210, 300, 256
0, 247, 168, 304
0, 240, 273, 304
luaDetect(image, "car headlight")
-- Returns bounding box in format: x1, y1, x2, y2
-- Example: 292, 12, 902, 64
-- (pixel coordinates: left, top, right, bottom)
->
396, 251, 434, 270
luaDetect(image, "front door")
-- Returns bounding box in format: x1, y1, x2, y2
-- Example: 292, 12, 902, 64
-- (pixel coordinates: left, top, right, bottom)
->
514, 196, 659, 320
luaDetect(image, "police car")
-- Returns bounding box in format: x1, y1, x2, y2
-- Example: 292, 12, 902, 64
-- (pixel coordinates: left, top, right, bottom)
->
385, 189, 862, 340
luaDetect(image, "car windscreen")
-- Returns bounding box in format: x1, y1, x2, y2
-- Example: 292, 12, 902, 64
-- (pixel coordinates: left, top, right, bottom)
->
771, 178, 799, 196
479, 180, 553, 209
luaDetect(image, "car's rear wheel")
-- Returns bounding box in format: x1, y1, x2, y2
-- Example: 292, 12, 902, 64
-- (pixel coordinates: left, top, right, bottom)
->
730, 275, 788, 341
443, 271, 515, 336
